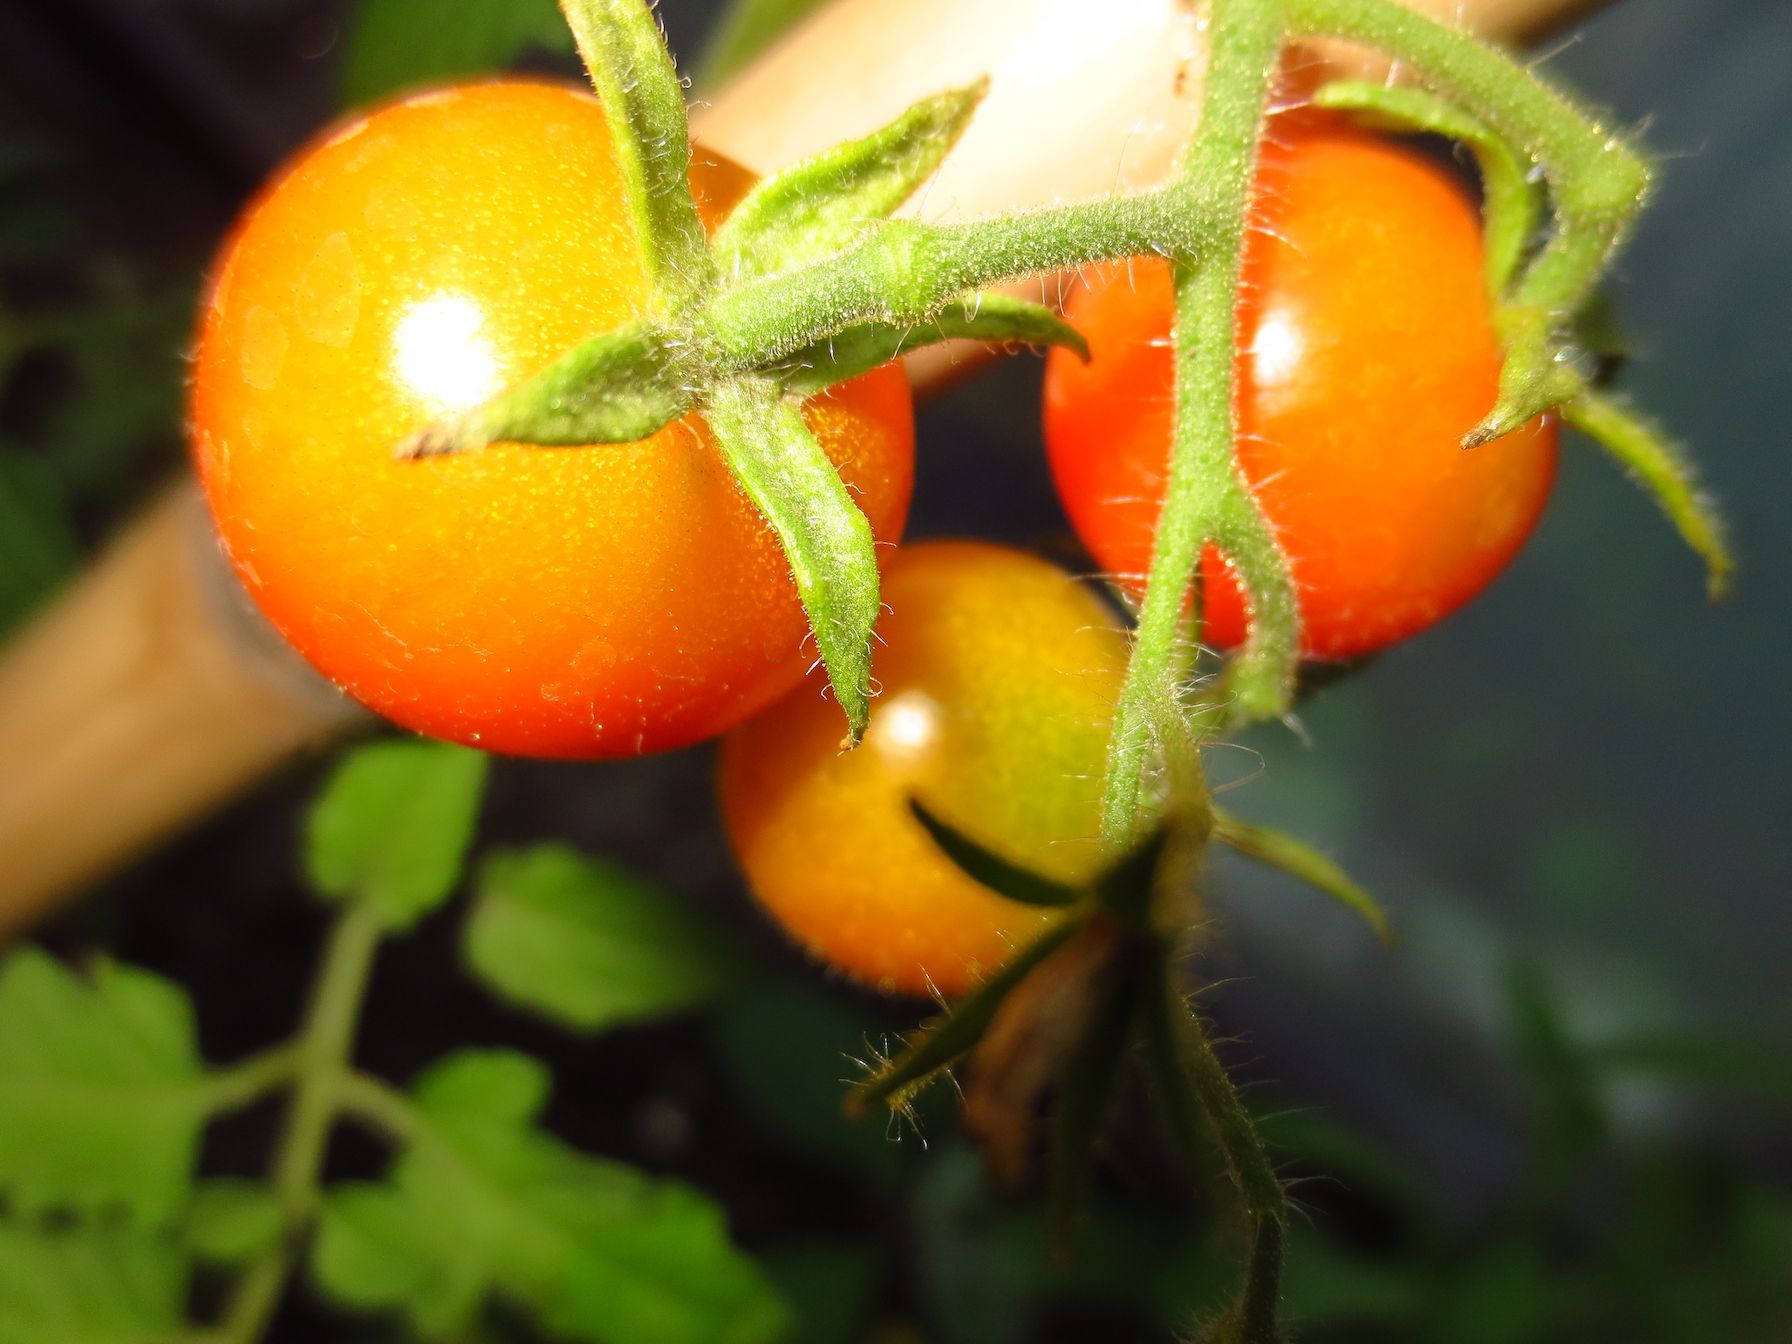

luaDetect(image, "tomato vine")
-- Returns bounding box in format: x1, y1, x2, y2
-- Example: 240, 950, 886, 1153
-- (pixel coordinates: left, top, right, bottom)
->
189, 0, 1732, 1339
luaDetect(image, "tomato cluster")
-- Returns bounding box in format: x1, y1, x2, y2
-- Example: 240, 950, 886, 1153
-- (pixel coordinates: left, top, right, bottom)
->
193, 88, 1548, 993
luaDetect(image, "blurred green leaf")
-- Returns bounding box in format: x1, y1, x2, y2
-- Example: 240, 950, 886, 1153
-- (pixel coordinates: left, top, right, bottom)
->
1507, 965, 1607, 1179
185, 1179, 282, 1264
0, 1218, 190, 1343
695, 0, 831, 88
708, 977, 918, 1186
759, 1242, 878, 1344
312, 1050, 788, 1344
1254, 1107, 1438, 1228
1589, 1033, 1792, 1108
1425, 1245, 1559, 1344
0, 448, 78, 638
305, 741, 489, 931
463, 844, 739, 1033
1279, 1229, 1427, 1329
340, 0, 573, 107
911, 1142, 1219, 1344
26, 287, 189, 501
0, 141, 75, 263
0, 950, 205, 1223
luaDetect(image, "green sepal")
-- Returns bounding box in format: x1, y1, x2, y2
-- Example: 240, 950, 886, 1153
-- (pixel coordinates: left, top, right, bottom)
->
851, 920, 1081, 1115
1313, 79, 1541, 295
1211, 809, 1390, 942
908, 800, 1082, 909
1137, 957, 1283, 1222
305, 740, 489, 932
463, 844, 741, 1033
1047, 954, 1143, 1254
399, 320, 697, 458
1562, 387, 1733, 600
701, 377, 883, 744
560, 0, 714, 311
775, 291, 1089, 394
712, 80, 988, 284
1092, 825, 1173, 931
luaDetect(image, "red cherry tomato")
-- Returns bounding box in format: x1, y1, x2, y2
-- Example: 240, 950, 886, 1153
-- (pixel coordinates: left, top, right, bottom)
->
718, 542, 1130, 997
1044, 114, 1558, 660
191, 82, 913, 757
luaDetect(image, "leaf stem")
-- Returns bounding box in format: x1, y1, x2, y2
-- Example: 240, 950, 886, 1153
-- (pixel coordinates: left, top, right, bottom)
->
213, 906, 385, 1344
332, 1070, 422, 1145
200, 1045, 301, 1116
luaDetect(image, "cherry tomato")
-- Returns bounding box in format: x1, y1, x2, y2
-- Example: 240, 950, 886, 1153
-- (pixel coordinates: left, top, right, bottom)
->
191, 82, 913, 757
1043, 114, 1558, 660
718, 541, 1130, 997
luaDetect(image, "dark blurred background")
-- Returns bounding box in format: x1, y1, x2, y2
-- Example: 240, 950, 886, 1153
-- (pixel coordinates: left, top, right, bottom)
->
1, 0, 1787, 1340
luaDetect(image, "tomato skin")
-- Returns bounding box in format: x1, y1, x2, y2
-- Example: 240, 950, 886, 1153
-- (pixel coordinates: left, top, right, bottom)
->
190, 82, 913, 757
1043, 116, 1558, 660
718, 542, 1129, 997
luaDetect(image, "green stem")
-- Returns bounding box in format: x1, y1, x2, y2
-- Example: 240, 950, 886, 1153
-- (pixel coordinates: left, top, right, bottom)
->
561, 0, 715, 312
333, 1070, 423, 1146
1289, 0, 1649, 440
213, 906, 385, 1344
705, 187, 1187, 368
1099, 0, 1289, 849
200, 1045, 301, 1115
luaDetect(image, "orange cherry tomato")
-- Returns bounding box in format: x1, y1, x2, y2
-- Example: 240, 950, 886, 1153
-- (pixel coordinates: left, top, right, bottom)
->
191, 81, 913, 757
719, 541, 1130, 997
1043, 114, 1558, 660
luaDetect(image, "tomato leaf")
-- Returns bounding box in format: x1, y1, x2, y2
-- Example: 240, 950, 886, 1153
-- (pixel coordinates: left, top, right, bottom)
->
311, 1050, 789, 1343
0, 950, 207, 1223
339, 0, 571, 108
701, 377, 882, 744
398, 319, 697, 458
907, 801, 1082, 909
0, 448, 78, 639
463, 845, 740, 1033
0, 1217, 191, 1344
305, 741, 489, 931
775, 292, 1088, 394
712, 81, 987, 285
184, 1179, 283, 1264
1210, 810, 1390, 942
562, 0, 714, 311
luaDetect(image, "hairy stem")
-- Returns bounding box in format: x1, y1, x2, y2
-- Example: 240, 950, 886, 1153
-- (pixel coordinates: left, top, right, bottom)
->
1099, 0, 1288, 848
1290, 0, 1649, 439
705, 187, 1187, 368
